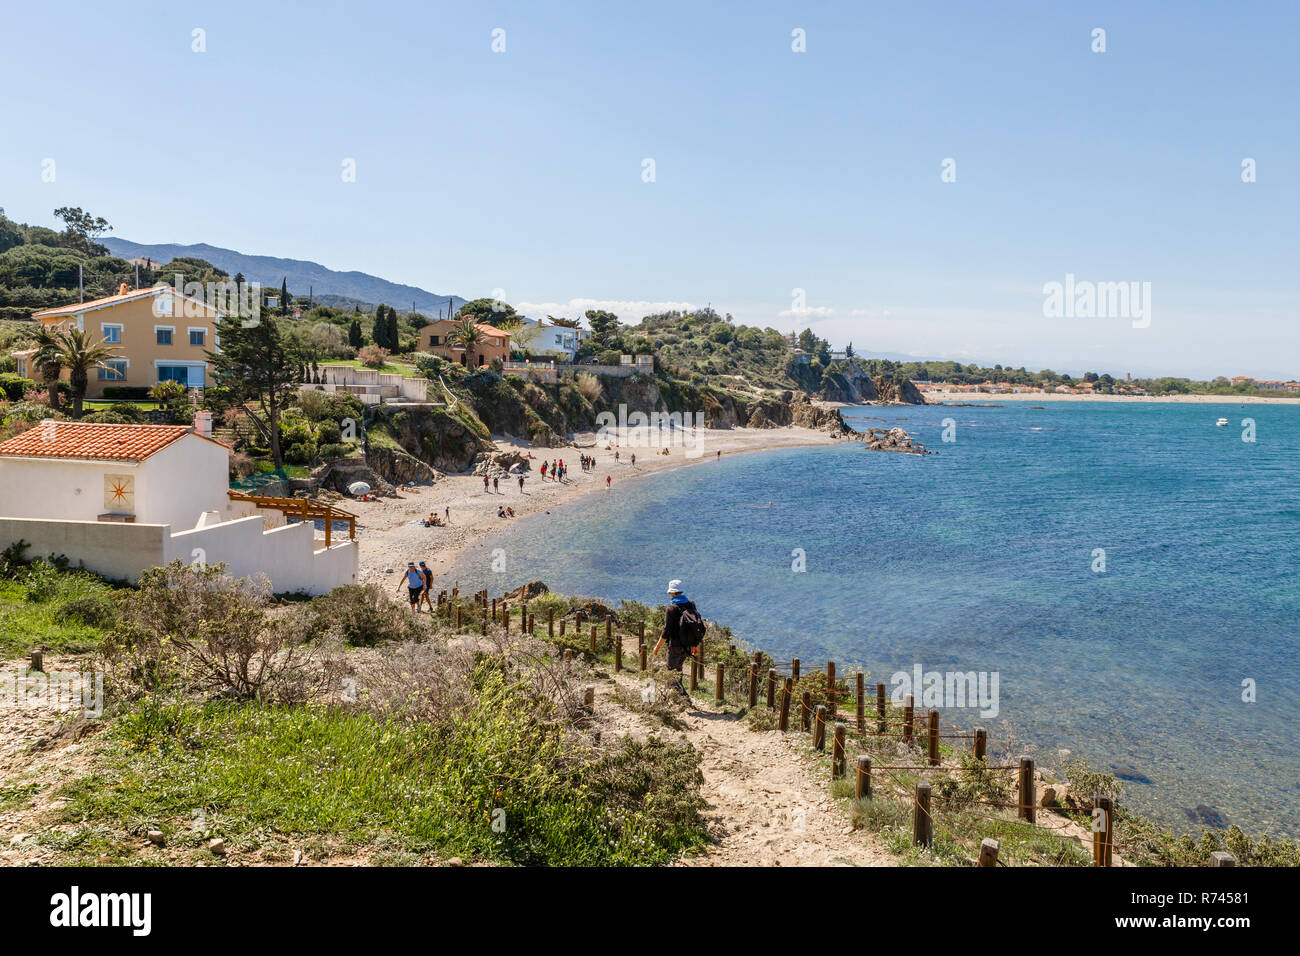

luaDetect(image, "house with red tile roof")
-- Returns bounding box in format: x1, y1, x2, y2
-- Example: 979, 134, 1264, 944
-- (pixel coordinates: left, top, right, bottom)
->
0, 420, 357, 593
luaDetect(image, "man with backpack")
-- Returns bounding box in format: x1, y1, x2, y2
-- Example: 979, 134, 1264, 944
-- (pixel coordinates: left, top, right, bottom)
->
653, 579, 705, 703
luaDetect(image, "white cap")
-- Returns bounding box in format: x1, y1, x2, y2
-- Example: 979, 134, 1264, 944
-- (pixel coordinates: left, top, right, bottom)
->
667, 579, 683, 594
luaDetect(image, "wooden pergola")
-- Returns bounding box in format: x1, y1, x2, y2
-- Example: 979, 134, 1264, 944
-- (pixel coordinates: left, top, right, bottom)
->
228, 491, 357, 548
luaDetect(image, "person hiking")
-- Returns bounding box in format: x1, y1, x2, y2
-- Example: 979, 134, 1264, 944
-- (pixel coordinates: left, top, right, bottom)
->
418, 561, 435, 611
652, 579, 705, 703
396, 562, 425, 612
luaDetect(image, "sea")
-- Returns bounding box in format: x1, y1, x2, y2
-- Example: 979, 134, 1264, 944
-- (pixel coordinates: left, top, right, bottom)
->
440, 400, 1300, 837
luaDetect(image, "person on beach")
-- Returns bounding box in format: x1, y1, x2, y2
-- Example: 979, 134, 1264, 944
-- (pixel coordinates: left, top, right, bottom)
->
518, 475, 525, 492
493, 476, 499, 493
445, 506, 450, 521
540, 462, 547, 480
418, 561, 435, 611
652, 579, 704, 703
397, 562, 425, 612
483, 475, 490, 492
605, 475, 611, 490
630, 453, 635, 466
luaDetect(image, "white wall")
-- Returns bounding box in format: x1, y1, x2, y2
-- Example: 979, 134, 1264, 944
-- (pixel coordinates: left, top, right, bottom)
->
0, 457, 144, 523
139, 436, 232, 530
0, 517, 167, 582
166, 515, 358, 595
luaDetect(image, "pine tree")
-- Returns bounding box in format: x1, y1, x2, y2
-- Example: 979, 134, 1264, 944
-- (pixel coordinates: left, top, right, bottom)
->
387, 308, 400, 353
348, 317, 362, 348
372, 306, 388, 349
280, 278, 289, 316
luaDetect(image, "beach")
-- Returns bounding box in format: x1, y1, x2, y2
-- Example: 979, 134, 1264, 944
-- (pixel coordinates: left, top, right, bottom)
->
349, 425, 842, 584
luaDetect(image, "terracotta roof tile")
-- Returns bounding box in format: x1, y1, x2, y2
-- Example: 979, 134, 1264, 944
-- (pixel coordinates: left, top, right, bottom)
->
32, 287, 163, 319
0, 420, 195, 462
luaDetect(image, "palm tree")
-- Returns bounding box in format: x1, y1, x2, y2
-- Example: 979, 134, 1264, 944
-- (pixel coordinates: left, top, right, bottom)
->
31, 325, 64, 412
51, 326, 121, 417
447, 315, 482, 365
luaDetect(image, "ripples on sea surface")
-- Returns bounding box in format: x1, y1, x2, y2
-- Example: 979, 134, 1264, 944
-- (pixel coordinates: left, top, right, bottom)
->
441, 401, 1300, 836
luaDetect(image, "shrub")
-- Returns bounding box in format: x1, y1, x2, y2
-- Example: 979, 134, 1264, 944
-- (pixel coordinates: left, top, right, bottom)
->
100, 561, 324, 701
0, 373, 34, 401
357, 344, 390, 369
317, 442, 355, 461
575, 372, 602, 402
54, 595, 118, 629
283, 441, 317, 465
101, 386, 152, 400
306, 583, 423, 646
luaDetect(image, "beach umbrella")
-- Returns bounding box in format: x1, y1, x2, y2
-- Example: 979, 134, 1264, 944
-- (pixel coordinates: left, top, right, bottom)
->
348, 481, 371, 496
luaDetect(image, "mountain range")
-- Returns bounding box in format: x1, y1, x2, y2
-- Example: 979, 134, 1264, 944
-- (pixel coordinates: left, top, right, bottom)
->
102, 238, 466, 316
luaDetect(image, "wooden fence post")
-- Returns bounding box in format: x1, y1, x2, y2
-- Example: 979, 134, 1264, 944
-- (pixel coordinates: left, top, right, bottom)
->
715, 663, 724, 704
589, 625, 597, 655
748, 663, 758, 707
563, 648, 573, 671
791, 658, 800, 680
855, 672, 865, 734
1094, 795, 1113, 867
978, 838, 999, 867
813, 705, 826, 751
638, 621, 645, 645
826, 661, 836, 718
480, 606, 487, 635
832, 723, 846, 778
559, 619, 566, 637
29, 650, 43, 673
855, 755, 872, 799
876, 682, 886, 732
614, 631, 622, 672
779, 677, 792, 731
583, 686, 595, 714
639, 644, 648, 671
455, 605, 463, 629
974, 727, 987, 761
801, 691, 812, 732
902, 694, 914, 746
766, 668, 776, 708
605, 616, 612, 648
504, 602, 510, 633
1210, 851, 1236, 867
914, 781, 932, 847
547, 607, 554, 638
1018, 757, 1036, 824
928, 709, 940, 766
491, 597, 497, 621
689, 652, 699, 692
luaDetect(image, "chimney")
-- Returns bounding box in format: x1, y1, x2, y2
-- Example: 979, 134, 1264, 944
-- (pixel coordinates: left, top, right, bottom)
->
193, 410, 213, 439
119, 282, 129, 296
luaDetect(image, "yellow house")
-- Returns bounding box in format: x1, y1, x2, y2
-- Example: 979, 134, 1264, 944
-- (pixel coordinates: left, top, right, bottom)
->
19, 284, 222, 398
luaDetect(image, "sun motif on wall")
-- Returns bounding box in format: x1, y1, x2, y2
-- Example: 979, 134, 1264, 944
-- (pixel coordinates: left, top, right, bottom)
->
103, 474, 134, 513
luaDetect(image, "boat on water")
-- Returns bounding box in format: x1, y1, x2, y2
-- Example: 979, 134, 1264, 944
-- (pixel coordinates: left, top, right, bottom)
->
1216, 417, 1229, 426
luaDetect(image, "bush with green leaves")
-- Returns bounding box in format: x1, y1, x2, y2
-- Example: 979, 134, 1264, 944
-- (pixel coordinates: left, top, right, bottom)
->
305, 583, 424, 646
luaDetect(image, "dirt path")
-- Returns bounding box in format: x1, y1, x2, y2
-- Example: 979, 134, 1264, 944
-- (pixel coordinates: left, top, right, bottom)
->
600, 638, 895, 867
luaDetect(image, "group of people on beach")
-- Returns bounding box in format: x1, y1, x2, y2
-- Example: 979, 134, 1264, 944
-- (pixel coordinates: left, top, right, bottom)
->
496, 504, 517, 518
420, 506, 450, 528
482, 475, 502, 493
539, 459, 568, 482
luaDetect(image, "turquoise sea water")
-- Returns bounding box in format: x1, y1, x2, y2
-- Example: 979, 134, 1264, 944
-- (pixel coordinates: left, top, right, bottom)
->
440, 401, 1300, 836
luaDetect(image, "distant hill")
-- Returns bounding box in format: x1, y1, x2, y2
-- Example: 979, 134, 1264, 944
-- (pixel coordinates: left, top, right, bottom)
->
102, 238, 466, 316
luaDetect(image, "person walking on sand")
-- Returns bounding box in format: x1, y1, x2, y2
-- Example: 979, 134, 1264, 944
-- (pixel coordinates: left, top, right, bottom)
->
518, 475, 525, 492
397, 562, 425, 612
493, 476, 499, 493
483, 475, 490, 492
605, 475, 611, 490
653, 579, 705, 703
540, 461, 547, 481
418, 561, 435, 612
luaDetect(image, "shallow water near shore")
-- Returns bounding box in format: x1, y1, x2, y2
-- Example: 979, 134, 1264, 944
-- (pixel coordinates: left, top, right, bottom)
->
442, 401, 1300, 837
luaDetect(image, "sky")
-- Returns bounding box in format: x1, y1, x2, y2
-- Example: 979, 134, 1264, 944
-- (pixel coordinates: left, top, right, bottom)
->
2, 0, 1297, 379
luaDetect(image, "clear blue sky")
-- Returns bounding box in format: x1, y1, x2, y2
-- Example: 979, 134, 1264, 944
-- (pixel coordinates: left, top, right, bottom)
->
3, 1, 1296, 379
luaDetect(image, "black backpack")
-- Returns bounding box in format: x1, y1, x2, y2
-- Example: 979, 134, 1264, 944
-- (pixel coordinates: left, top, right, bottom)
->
676, 603, 707, 648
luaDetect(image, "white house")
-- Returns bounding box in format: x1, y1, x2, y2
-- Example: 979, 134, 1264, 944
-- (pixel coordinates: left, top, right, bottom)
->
525, 318, 579, 361
0, 419, 357, 594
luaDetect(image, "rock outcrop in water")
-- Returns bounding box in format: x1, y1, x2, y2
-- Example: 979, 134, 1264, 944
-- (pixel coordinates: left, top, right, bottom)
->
864, 426, 930, 455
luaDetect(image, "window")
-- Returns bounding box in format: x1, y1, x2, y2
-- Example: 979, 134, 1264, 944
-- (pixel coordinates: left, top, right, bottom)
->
156, 327, 173, 346
189, 329, 206, 347
429, 335, 440, 346
101, 324, 122, 344
98, 360, 128, 381
153, 294, 173, 317
157, 365, 189, 384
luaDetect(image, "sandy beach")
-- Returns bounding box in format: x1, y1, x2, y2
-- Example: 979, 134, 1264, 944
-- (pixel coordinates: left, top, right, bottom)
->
924, 390, 1300, 405
348, 425, 842, 586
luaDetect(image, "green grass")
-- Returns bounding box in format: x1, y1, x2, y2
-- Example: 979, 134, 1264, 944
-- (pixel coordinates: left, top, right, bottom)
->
0, 569, 118, 655
83, 400, 161, 410
323, 358, 411, 375
54, 666, 708, 866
